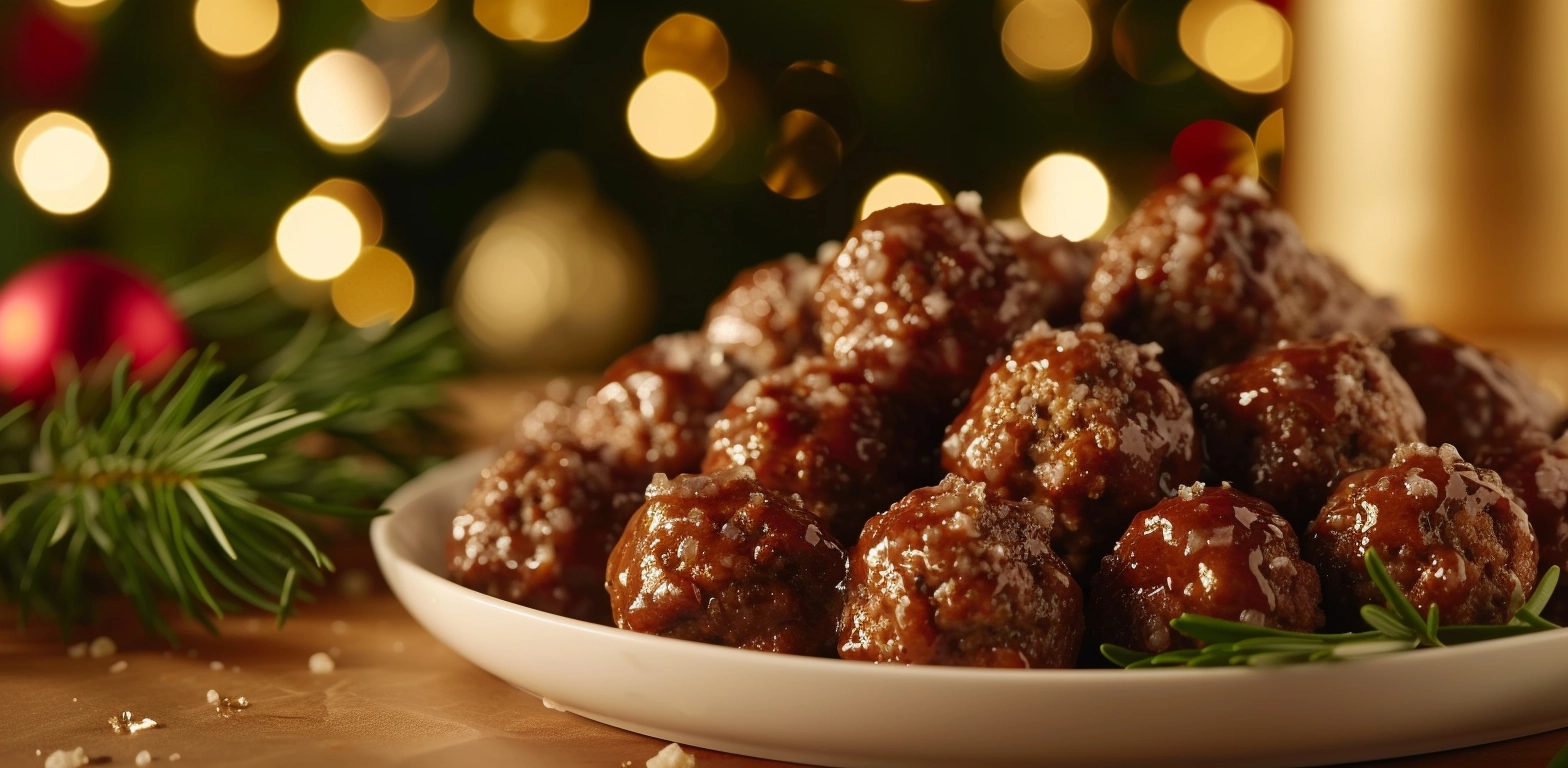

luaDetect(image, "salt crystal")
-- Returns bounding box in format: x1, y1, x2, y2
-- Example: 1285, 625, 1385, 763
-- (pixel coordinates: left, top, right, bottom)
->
309, 652, 335, 674
66, 642, 87, 659
88, 636, 116, 658
44, 748, 89, 768
954, 190, 983, 216
170, 753, 181, 761
108, 711, 160, 734
1177, 482, 1206, 501
646, 742, 696, 768
135, 751, 152, 767
209, 661, 224, 671
207, 689, 220, 704
109, 660, 128, 674
542, 698, 567, 712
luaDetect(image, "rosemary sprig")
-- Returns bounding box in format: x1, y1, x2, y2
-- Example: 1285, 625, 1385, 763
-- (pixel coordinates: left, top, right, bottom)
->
0, 349, 387, 642
1102, 549, 1562, 668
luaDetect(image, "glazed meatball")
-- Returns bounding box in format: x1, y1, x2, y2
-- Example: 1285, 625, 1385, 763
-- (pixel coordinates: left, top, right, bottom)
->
449, 443, 632, 623
575, 333, 749, 478
838, 475, 1083, 667
1090, 483, 1324, 654
996, 220, 1102, 327
1192, 335, 1427, 528
702, 357, 940, 543
605, 467, 848, 655
1081, 174, 1399, 380
942, 323, 1201, 575
1305, 443, 1538, 628
702, 253, 821, 374
1486, 430, 1568, 622
815, 197, 1049, 412
1381, 327, 1560, 461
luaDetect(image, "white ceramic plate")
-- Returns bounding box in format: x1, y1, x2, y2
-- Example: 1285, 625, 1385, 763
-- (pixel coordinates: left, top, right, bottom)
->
371, 452, 1568, 768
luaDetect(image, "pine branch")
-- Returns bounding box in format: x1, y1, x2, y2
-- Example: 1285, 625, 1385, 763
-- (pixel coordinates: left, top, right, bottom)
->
0, 349, 390, 642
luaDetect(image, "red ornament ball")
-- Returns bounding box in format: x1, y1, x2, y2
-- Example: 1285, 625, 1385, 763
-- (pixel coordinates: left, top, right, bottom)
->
0, 253, 189, 402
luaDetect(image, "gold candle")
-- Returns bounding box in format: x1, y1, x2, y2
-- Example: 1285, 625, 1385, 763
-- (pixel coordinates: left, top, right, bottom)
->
1287, 0, 1568, 334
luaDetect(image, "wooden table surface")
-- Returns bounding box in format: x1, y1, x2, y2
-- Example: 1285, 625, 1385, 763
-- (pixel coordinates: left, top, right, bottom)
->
6, 344, 1568, 768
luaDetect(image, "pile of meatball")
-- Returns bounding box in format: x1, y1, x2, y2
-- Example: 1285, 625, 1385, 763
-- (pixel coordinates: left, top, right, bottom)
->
448, 177, 1568, 668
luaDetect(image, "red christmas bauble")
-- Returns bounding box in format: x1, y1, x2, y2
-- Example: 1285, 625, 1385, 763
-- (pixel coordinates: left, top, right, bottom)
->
0, 253, 189, 402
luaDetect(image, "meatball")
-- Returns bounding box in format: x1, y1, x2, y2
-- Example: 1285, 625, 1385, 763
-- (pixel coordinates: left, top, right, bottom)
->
1486, 430, 1568, 622
838, 475, 1083, 667
1192, 334, 1427, 528
702, 357, 940, 543
1081, 174, 1399, 380
702, 253, 821, 374
575, 333, 749, 478
1089, 483, 1324, 654
605, 467, 848, 655
449, 443, 633, 623
996, 220, 1102, 327
1381, 327, 1560, 462
815, 197, 1049, 412
941, 323, 1201, 575
1305, 443, 1538, 628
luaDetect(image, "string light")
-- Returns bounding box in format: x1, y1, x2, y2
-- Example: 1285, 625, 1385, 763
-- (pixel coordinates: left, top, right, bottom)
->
626, 70, 717, 161
361, 0, 439, 21
643, 13, 729, 89
1000, 0, 1094, 81
1179, 0, 1291, 94
310, 179, 384, 246
276, 196, 363, 281
193, 0, 280, 59
474, 0, 590, 43
331, 246, 415, 327
295, 50, 392, 150
859, 173, 946, 220
1019, 153, 1109, 240
13, 112, 110, 216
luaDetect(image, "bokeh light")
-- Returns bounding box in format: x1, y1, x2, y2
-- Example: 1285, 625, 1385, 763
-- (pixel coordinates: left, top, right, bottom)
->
1255, 107, 1285, 189
1001, 0, 1094, 81
474, 0, 590, 43
1019, 153, 1109, 240
643, 13, 729, 89
331, 246, 415, 327
362, 0, 439, 21
775, 61, 863, 149
310, 178, 383, 246
761, 110, 842, 200
455, 155, 651, 368
13, 112, 110, 216
1172, 119, 1258, 181
276, 196, 363, 281
1179, 0, 1291, 94
360, 21, 452, 119
860, 173, 947, 221
193, 0, 280, 59
52, 0, 112, 6
627, 70, 718, 160
295, 50, 392, 150
1112, 0, 1194, 85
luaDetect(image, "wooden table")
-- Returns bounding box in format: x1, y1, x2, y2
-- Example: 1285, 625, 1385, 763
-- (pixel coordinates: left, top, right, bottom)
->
6, 346, 1568, 768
